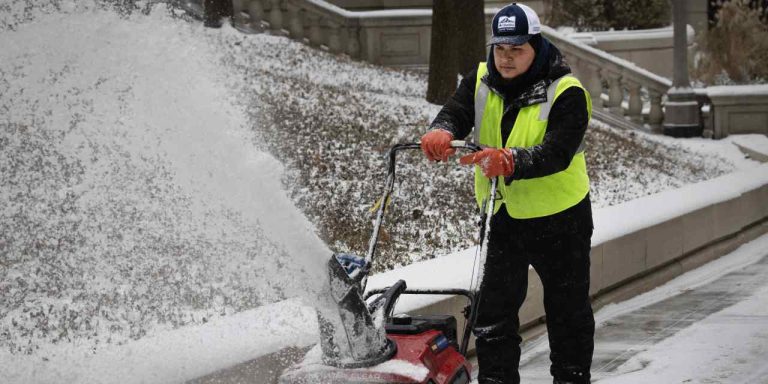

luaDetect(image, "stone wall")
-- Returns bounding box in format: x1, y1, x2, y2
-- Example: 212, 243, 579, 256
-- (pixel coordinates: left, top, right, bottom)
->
706, 85, 768, 138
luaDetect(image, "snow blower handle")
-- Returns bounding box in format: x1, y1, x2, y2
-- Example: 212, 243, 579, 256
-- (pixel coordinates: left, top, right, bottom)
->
361, 141, 482, 292
449, 140, 482, 151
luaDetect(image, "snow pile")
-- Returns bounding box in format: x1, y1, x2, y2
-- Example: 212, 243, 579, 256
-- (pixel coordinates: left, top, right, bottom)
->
1, 0, 329, 366
729, 133, 768, 161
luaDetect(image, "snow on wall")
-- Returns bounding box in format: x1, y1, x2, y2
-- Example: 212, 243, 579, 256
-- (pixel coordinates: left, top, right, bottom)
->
706, 84, 768, 97
592, 161, 768, 246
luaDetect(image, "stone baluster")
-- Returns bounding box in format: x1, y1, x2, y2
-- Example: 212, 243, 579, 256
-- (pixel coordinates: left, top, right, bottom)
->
340, 27, 350, 56
248, 0, 265, 27
307, 13, 323, 47
582, 62, 604, 110
568, 56, 585, 81
268, 0, 283, 31
626, 81, 643, 123
327, 20, 342, 53
606, 72, 623, 114
232, 0, 246, 25
287, 2, 304, 39
648, 89, 664, 133
346, 26, 360, 58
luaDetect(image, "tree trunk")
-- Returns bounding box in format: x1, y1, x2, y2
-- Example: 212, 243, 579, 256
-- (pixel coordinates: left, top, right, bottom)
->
427, 0, 460, 104
455, 1, 486, 76
427, 0, 486, 104
204, 0, 233, 28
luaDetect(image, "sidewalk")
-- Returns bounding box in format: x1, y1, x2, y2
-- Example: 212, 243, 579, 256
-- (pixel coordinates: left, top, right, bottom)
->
510, 233, 768, 383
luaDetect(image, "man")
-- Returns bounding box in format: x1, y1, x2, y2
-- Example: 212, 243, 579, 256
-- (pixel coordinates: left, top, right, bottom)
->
420, 3, 594, 384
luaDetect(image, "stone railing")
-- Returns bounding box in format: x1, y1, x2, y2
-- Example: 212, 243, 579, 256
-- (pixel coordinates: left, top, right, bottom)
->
541, 25, 673, 132
566, 25, 695, 80
233, 0, 674, 132
233, 0, 363, 57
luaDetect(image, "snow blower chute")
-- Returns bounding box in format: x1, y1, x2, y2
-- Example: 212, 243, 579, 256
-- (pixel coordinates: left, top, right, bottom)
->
279, 141, 498, 384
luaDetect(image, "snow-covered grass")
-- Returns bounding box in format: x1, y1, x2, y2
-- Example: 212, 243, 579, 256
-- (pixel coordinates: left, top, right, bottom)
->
1, 0, 331, 360
0, 1, 762, 382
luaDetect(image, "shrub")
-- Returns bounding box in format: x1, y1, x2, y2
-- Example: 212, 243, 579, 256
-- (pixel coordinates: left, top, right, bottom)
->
693, 0, 768, 84
545, 0, 670, 31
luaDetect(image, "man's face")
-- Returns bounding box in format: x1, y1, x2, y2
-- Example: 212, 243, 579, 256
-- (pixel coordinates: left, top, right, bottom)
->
493, 42, 535, 80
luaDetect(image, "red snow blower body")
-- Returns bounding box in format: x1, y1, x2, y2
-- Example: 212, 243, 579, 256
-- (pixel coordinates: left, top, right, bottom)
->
279, 141, 498, 384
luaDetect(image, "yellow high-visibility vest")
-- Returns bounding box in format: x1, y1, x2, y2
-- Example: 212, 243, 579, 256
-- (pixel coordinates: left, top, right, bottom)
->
473, 62, 591, 219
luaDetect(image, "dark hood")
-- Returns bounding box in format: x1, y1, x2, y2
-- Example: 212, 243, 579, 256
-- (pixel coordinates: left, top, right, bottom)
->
484, 36, 571, 106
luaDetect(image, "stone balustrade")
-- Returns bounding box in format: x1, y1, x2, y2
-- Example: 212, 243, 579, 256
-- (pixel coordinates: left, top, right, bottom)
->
233, 0, 362, 57
233, 0, 674, 133
541, 26, 672, 132
231, 1, 765, 138
566, 26, 695, 80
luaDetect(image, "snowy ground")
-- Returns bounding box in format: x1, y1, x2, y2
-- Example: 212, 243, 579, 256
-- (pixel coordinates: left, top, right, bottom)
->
0, 1, 765, 383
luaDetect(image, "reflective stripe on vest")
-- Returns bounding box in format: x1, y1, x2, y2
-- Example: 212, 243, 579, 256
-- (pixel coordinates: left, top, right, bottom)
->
472, 62, 592, 219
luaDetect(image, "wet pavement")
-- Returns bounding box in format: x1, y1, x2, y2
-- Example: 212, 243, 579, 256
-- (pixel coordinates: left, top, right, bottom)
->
515, 252, 768, 383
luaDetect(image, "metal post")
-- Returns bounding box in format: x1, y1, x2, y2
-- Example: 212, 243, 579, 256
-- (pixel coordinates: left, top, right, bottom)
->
662, 0, 702, 137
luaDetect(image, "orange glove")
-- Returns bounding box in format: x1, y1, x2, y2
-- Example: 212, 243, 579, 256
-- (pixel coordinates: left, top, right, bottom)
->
459, 148, 515, 178
420, 129, 456, 162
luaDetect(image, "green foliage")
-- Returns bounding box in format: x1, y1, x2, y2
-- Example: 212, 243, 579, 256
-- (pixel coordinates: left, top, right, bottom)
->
545, 0, 670, 31
694, 0, 768, 84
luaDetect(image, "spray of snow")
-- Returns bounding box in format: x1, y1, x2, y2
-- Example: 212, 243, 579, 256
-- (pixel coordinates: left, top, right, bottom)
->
0, 2, 339, 381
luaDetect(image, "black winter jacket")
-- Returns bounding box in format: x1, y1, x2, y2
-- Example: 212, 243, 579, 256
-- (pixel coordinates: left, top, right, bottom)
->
430, 42, 590, 184
431, 40, 593, 232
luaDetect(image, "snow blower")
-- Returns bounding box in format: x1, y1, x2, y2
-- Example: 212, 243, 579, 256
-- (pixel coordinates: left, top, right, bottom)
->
279, 141, 498, 384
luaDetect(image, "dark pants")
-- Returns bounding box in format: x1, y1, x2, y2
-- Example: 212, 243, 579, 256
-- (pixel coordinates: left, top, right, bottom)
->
474, 196, 595, 384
